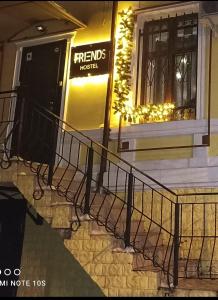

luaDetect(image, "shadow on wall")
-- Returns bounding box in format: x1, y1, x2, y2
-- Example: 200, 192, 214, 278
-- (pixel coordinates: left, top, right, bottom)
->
16, 206, 104, 296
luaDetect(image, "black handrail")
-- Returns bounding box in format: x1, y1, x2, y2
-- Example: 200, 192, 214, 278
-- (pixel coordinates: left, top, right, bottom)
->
27, 96, 178, 197
1, 88, 177, 196
1, 90, 218, 289
2, 91, 177, 286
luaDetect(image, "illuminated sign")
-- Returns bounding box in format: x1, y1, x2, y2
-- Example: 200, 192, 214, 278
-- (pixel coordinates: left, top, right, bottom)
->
70, 41, 111, 78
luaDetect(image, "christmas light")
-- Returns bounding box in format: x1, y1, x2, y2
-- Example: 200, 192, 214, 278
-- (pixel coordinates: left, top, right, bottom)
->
112, 7, 176, 124
113, 7, 134, 122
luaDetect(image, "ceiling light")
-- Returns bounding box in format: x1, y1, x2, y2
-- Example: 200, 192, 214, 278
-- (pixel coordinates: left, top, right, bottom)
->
36, 25, 46, 32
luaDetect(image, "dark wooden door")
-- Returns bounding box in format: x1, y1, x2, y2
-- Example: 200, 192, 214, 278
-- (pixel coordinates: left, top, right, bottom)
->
0, 194, 27, 297
11, 40, 67, 164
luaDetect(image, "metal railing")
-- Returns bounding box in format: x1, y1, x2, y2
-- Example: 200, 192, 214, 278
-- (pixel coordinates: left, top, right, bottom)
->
1, 89, 218, 289
0, 90, 18, 169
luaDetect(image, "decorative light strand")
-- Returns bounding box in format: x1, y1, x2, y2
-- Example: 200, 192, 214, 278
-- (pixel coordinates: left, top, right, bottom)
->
112, 7, 175, 124
113, 7, 134, 123
134, 103, 175, 123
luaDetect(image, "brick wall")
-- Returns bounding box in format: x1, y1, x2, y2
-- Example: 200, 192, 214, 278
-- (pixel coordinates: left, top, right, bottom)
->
64, 221, 160, 297
17, 214, 104, 297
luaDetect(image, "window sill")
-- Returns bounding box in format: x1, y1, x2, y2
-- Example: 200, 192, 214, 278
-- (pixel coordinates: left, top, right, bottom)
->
110, 118, 210, 140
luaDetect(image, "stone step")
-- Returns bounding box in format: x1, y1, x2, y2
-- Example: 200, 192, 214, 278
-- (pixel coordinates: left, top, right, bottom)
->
89, 193, 127, 225
90, 192, 126, 209
90, 205, 127, 224
17, 161, 48, 175
51, 177, 86, 193
112, 220, 146, 237
51, 184, 85, 203
89, 221, 114, 236
172, 289, 217, 297
177, 259, 218, 279
17, 163, 78, 185
137, 244, 172, 270
89, 219, 152, 246
129, 230, 167, 272
33, 175, 85, 193
177, 278, 218, 292
132, 253, 161, 272
52, 165, 77, 180
178, 259, 199, 275
160, 258, 218, 291
132, 232, 165, 251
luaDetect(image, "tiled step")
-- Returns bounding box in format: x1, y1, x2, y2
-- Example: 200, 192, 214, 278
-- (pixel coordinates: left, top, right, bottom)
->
176, 278, 218, 292
17, 161, 48, 175
178, 259, 218, 280
52, 176, 84, 190
89, 192, 125, 208
89, 220, 146, 239
52, 165, 77, 180
33, 175, 85, 194
89, 221, 114, 236
178, 259, 200, 278
3, 158, 218, 297
160, 259, 218, 291
145, 242, 169, 254
129, 228, 169, 272
132, 253, 161, 272
89, 193, 127, 225
50, 182, 85, 199
111, 220, 145, 237
90, 206, 127, 224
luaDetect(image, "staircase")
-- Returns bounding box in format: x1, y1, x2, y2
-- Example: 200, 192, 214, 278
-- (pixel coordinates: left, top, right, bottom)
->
1, 89, 218, 296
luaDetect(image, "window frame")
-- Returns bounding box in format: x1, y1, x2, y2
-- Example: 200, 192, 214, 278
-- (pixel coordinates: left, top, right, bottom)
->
140, 14, 198, 111
132, 1, 207, 123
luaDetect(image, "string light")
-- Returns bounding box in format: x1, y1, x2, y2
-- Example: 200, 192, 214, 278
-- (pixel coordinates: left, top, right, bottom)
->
134, 103, 175, 123
112, 7, 175, 124
112, 7, 134, 122
176, 72, 182, 80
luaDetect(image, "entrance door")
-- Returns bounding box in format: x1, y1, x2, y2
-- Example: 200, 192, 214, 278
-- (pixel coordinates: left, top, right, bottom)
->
0, 193, 27, 297
11, 40, 67, 164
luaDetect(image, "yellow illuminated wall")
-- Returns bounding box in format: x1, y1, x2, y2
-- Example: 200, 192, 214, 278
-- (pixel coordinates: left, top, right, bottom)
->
65, 8, 112, 130
109, 1, 218, 161
209, 134, 218, 157
210, 37, 218, 119
66, 75, 108, 130
135, 135, 193, 161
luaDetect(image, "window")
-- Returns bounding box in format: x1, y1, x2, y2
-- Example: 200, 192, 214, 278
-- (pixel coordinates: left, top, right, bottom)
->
140, 13, 198, 120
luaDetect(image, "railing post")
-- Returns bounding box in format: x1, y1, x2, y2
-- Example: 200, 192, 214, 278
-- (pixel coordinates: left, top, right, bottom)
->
84, 147, 94, 214
173, 199, 180, 287
48, 118, 57, 186
124, 171, 134, 248
16, 90, 25, 158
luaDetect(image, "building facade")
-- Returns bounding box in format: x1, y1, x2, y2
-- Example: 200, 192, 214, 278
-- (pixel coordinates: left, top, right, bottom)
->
1, 1, 218, 297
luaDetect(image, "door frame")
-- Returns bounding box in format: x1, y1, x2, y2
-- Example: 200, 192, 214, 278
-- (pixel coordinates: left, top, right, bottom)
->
8, 31, 76, 160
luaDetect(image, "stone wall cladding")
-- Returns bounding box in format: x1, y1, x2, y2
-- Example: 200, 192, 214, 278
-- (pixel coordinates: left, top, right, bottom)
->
1, 161, 218, 296
64, 221, 160, 297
